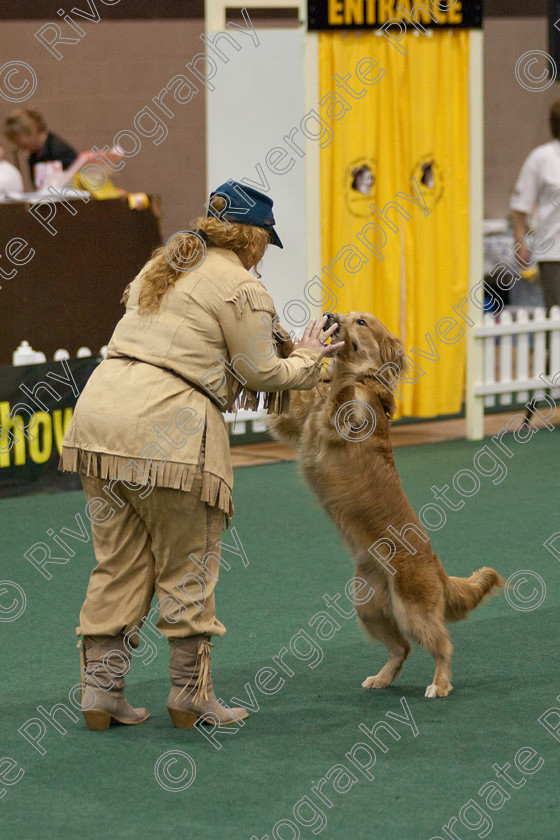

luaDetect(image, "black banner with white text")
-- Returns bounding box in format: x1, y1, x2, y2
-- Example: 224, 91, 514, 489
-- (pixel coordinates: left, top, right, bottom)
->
307, 0, 483, 30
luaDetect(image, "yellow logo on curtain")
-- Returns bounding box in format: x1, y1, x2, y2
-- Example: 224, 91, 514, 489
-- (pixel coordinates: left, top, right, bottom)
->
411, 155, 445, 210
345, 157, 377, 217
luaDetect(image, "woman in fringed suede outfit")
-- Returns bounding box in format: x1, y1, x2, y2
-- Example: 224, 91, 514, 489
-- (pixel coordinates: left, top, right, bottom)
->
60, 181, 342, 730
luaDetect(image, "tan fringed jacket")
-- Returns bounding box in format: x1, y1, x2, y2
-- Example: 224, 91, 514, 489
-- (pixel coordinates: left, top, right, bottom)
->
60, 248, 321, 520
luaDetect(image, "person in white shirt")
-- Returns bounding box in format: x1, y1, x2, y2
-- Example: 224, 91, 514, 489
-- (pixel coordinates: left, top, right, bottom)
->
0, 146, 24, 195
510, 100, 560, 312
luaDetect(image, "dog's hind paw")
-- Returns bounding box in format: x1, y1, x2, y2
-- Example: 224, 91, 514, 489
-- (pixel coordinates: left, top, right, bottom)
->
362, 675, 390, 689
424, 682, 452, 698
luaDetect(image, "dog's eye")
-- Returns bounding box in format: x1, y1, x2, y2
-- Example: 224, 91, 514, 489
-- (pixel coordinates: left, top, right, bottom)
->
356, 319, 367, 326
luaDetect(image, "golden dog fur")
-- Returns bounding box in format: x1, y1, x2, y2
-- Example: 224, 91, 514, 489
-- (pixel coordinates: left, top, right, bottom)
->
268, 312, 504, 698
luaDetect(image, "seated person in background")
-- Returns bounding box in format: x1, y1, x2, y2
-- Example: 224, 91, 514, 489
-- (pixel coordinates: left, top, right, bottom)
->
4, 108, 137, 204
0, 146, 24, 195
4, 108, 77, 190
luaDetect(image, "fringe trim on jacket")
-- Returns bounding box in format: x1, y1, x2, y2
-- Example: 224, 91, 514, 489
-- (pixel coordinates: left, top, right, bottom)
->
59, 446, 234, 520
224, 282, 276, 318
225, 282, 292, 416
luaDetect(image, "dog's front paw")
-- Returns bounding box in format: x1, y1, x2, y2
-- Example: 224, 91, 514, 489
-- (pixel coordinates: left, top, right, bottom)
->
362, 675, 390, 689
424, 682, 453, 698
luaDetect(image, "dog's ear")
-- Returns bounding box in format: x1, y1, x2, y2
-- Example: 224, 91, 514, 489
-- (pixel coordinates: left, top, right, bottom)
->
272, 320, 295, 358
379, 333, 408, 377
275, 334, 295, 359
371, 333, 406, 418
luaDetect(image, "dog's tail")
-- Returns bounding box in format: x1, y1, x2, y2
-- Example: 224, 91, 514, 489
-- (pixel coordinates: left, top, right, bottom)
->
444, 566, 505, 622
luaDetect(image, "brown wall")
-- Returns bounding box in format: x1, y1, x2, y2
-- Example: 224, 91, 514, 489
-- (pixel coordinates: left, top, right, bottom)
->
0, 18, 206, 239
484, 15, 560, 219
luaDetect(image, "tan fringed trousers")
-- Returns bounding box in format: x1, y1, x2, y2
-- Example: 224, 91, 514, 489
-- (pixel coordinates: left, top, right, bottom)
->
77, 465, 227, 642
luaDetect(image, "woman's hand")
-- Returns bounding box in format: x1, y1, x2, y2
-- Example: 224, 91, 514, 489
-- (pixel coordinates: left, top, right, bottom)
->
515, 243, 531, 267
294, 315, 345, 359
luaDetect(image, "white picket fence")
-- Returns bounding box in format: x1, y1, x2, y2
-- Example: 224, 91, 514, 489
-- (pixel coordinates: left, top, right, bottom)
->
223, 409, 269, 436
473, 305, 560, 407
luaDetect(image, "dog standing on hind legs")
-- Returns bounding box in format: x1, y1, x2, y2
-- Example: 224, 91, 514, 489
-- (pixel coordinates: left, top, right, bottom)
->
268, 311, 505, 698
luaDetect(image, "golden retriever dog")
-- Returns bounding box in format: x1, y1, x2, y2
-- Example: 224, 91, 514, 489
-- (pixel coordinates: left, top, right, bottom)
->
268, 312, 504, 698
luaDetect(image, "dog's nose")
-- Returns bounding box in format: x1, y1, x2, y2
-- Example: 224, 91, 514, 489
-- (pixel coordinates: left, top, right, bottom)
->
324, 313, 338, 331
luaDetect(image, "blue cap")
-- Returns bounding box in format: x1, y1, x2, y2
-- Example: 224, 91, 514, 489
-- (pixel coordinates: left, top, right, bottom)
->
207, 179, 283, 248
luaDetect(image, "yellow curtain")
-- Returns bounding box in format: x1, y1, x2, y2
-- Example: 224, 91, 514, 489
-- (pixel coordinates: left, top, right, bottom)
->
319, 30, 470, 417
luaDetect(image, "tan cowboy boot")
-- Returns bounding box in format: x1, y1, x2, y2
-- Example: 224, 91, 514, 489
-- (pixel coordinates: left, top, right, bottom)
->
80, 634, 150, 730
167, 635, 248, 729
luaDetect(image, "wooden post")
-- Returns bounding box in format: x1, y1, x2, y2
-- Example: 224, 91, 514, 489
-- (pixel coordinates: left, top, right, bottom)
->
466, 28, 484, 440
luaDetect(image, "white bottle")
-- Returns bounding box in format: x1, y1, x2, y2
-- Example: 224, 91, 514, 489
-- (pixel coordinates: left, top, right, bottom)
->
13, 340, 37, 366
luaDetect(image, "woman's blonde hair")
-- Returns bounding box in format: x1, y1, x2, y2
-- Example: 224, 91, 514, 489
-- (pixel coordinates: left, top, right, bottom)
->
4, 109, 46, 143
138, 195, 270, 313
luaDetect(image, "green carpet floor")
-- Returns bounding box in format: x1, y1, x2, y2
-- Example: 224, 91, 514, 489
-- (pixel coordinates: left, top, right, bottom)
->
1, 428, 559, 840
